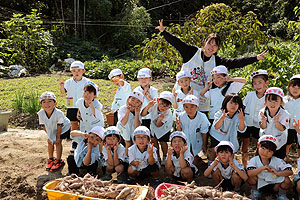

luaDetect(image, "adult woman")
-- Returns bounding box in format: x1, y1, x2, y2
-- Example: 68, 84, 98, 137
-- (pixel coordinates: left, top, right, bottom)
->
156, 19, 266, 112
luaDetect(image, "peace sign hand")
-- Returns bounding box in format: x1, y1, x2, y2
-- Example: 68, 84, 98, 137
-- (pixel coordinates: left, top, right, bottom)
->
155, 19, 165, 32
147, 143, 154, 155
260, 112, 267, 123
175, 116, 182, 130
293, 119, 300, 134
257, 50, 267, 60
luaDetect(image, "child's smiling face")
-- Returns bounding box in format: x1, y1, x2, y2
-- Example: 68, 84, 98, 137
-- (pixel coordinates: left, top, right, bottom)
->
178, 77, 191, 89
88, 133, 102, 146
71, 69, 85, 81
41, 99, 56, 113
83, 89, 96, 102
258, 144, 274, 159
137, 77, 151, 88
252, 76, 268, 94
105, 135, 119, 148
265, 95, 282, 113
226, 100, 239, 114
134, 134, 149, 148
289, 85, 300, 99
212, 74, 227, 87
128, 96, 142, 112
171, 137, 186, 153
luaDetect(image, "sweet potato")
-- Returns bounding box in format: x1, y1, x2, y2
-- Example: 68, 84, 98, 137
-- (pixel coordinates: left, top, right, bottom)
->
223, 191, 235, 198
116, 187, 133, 200
105, 191, 119, 198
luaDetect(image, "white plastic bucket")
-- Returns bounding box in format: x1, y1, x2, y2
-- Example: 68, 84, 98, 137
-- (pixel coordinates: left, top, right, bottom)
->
0, 111, 11, 131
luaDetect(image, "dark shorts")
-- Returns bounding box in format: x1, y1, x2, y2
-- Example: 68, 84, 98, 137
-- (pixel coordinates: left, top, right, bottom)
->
142, 119, 151, 130
209, 136, 220, 148
152, 131, 171, 142
274, 144, 287, 159
220, 178, 234, 191
238, 126, 260, 139
138, 163, 159, 179
287, 129, 299, 146
259, 183, 276, 193
60, 128, 71, 140
173, 167, 196, 181
102, 161, 129, 173
66, 108, 79, 122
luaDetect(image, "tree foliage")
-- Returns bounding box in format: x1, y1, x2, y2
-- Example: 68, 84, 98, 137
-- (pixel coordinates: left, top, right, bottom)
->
288, 6, 300, 43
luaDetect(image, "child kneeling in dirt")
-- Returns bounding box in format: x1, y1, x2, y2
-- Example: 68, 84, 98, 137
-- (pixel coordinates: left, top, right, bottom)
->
101, 126, 128, 182
38, 92, 71, 172
67, 126, 105, 177
165, 131, 197, 183
126, 126, 161, 186
204, 141, 247, 193
247, 135, 292, 200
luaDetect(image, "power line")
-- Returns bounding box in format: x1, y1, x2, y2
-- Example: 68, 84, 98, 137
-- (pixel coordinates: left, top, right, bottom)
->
146, 0, 183, 12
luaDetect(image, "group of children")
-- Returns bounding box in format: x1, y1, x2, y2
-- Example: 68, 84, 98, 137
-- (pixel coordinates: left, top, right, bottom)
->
37, 59, 300, 199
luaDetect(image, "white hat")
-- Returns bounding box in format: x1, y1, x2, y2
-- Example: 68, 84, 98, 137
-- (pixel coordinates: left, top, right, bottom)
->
170, 131, 187, 142
70, 61, 84, 71
39, 91, 56, 103
291, 74, 300, 80
133, 126, 150, 137
215, 141, 235, 153
129, 91, 144, 103
137, 68, 152, 78
108, 69, 123, 80
250, 69, 268, 80
211, 65, 227, 75
265, 87, 284, 98
176, 71, 192, 81
258, 135, 279, 150
159, 91, 174, 104
183, 95, 199, 106
84, 81, 100, 97
90, 126, 105, 140
104, 126, 121, 138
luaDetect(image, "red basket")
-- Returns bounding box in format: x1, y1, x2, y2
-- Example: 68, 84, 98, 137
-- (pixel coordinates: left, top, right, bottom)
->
155, 183, 184, 200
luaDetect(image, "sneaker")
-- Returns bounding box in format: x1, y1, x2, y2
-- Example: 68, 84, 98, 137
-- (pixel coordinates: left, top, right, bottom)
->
248, 190, 260, 200
50, 159, 65, 172
277, 194, 288, 200
46, 158, 55, 171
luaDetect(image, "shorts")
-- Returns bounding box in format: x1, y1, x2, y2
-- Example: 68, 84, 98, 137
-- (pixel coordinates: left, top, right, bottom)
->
152, 132, 171, 142
220, 178, 234, 191
142, 119, 151, 130
209, 136, 220, 148
173, 167, 196, 181
102, 161, 129, 173
238, 126, 260, 139
274, 144, 286, 159
60, 128, 71, 140
259, 184, 275, 193
138, 163, 159, 179
66, 108, 79, 121
287, 129, 298, 146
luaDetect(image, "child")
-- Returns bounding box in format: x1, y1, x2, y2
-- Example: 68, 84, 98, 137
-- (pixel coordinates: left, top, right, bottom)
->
59, 61, 89, 131
259, 87, 289, 159
127, 126, 160, 185
165, 131, 198, 182
200, 65, 246, 122
204, 141, 247, 192
247, 135, 292, 200
101, 126, 128, 182
117, 91, 144, 156
134, 67, 158, 129
108, 69, 131, 125
67, 126, 105, 176
294, 120, 300, 199
208, 94, 246, 162
76, 81, 104, 133
173, 70, 199, 119
175, 95, 210, 165
37, 92, 71, 171
141, 91, 174, 165
241, 69, 271, 167
284, 74, 300, 157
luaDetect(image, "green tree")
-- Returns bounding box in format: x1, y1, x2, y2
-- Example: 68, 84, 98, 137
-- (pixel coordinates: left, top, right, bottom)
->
288, 6, 300, 43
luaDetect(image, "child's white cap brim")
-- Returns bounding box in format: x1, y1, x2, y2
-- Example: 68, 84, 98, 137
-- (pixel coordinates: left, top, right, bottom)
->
108, 69, 123, 80
183, 95, 199, 106
159, 91, 174, 105
40, 91, 56, 103
70, 61, 84, 71
215, 141, 235, 153
258, 135, 279, 150
90, 126, 105, 140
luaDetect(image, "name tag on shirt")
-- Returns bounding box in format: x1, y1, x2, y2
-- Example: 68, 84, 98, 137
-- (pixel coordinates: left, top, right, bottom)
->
66, 97, 73, 107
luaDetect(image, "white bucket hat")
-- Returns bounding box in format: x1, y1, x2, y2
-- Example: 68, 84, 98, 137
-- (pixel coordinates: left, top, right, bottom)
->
133, 126, 150, 137
137, 68, 152, 78
108, 69, 123, 80
183, 95, 199, 106
70, 61, 85, 71
130, 91, 144, 103
176, 71, 192, 81
159, 91, 174, 105
258, 135, 279, 150
265, 87, 284, 99
211, 65, 227, 75
170, 131, 187, 142
250, 69, 268, 80
39, 91, 56, 103
215, 141, 235, 153
291, 74, 300, 80
103, 126, 121, 139
90, 126, 105, 140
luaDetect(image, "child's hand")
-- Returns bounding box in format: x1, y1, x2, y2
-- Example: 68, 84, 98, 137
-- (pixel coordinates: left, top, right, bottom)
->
213, 157, 220, 166
274, 113, 281, 123
54, 138, 61, 145
126, 99, 132, 111
172, 88, 177, 99
155, 19, 165, 32
268, 167, 278, 175
262, 165, 270, 171
114, 143, 119, 152
180, 146, 188, 155
82, 132, 89, 139
168, 146, 174, 155
188, 89, 194, 95
229, 156, 236, 169
260, 112, 267, 123
147, 143, 154, 155
86, 100, 93, 107
158, 111, 167, 121
293, 119, 300, 133
175, 116, 182, 130
205, 80, 212, 89
148, 99, 157, 107
104, 143, 111, 151
257, 50, 267, 61
132, 160, 140, 167
221, 110, 228, 119
77, 111, 82, 120
135, 105, 141, 114
59, 78, 64, 86
237, 108, 244, 120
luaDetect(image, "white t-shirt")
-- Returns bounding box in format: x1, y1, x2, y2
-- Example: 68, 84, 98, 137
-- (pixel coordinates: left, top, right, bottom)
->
149, 103, 173, 139
64, 77, 89, 108
128, 144, 159, 171
259, 107, 289, 149
134, 86, 158, 119
74, 138, 100, 167
179, 111, 210, 155
167, 149, 198, 177
204, 82, 245, 119
284, 96, 300, 129
117, 105, 142, 141
102, 143, 126, 166
112, 81, 131, 111
211, 158, 244, 180
243, 91, 265, 128
76, 98, 104, 133
38, 108, 71, 144
247, 156, 291, 189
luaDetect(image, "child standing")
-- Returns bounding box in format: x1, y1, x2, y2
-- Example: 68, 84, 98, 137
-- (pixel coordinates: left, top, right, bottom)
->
175, 95, 210, 164
134, 68, 158, 129
259, 87, 289, 159
108, 69, 131, 125
247, 135, 292, 200
165, 131, 198, 183
38, 92, 71, 171
76, 81, 104, 133
241, 69, 271, 167
141, 91, 174, 165
173, 70, 199, 119
117, 91, 144, 156
284, 74, 300, 157
208, 94, 246, 162
67, 126, 105, 176
127, 126, 160, 185
200, 65, 246, 122
101, 126, 128, 182
204, 141, 247, 192
59, 61, 89, 131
